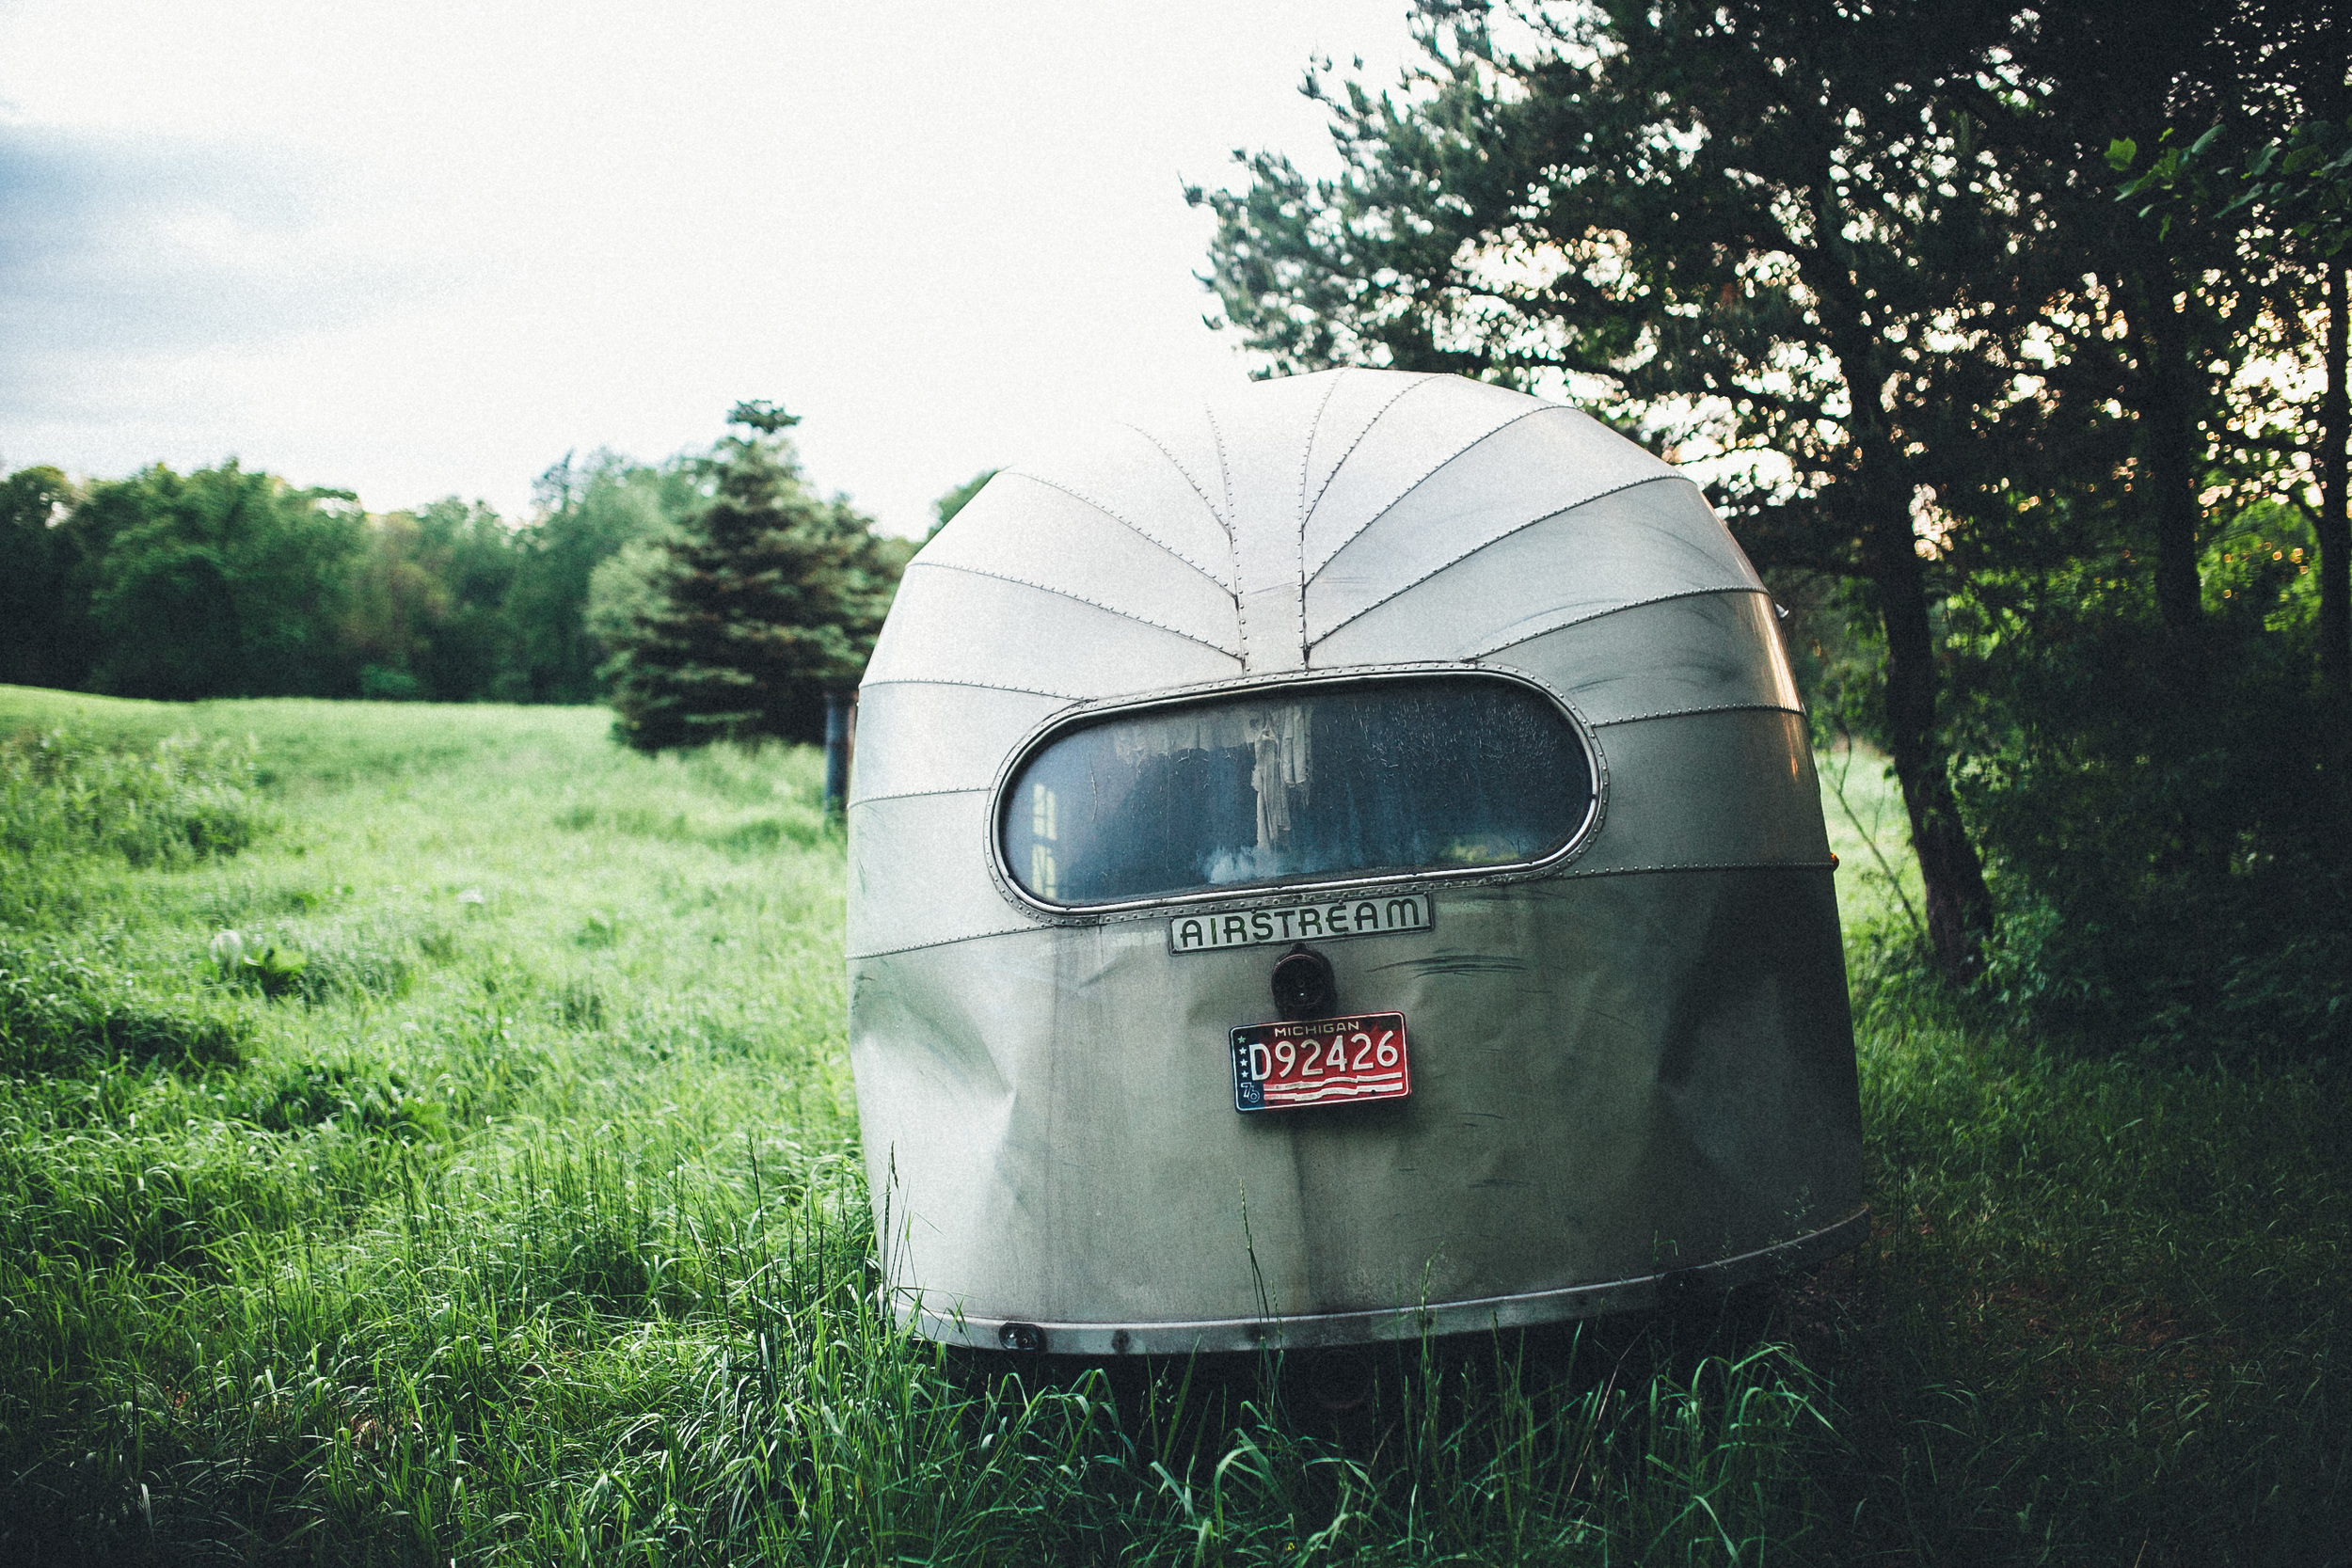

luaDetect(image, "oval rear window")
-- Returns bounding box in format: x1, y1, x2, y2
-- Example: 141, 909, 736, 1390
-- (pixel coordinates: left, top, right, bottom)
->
999, 675, 1595, 908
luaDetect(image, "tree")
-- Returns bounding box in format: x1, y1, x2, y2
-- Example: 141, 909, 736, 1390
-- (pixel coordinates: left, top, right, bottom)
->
1190, 0, 2328, 979
342, 510, 449, 699
337, 498, 526, 701
77, 462, 363, 700
606, 404, 909, 752
503, 451, 700, 703
405, 499, 524, 702
928, 469, 998, 540
0, 466, 85, 689
1197, 0, 2051, 973
2116, 108, 2352, 689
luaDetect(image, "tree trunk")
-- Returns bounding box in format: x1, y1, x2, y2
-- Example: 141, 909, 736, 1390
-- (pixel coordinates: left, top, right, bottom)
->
2143, 292, 2206, 636
2321, 260, 2350, 694
1867, 513, 1994, 977
1813, 245, 1996, 976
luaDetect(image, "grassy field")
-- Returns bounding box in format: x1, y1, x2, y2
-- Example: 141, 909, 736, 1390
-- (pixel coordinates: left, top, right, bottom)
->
1, 687, 2345, 1565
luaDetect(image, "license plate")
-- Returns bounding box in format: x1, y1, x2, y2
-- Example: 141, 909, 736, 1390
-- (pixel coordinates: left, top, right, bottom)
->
1231, 1012, 1410, 1112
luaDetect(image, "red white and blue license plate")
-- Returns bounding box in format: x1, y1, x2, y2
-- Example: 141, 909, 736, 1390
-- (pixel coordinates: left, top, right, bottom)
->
1231, 1012, 1411, 1112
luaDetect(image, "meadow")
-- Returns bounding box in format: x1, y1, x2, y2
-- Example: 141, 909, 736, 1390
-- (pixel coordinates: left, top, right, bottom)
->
1, 686, 2344, 1565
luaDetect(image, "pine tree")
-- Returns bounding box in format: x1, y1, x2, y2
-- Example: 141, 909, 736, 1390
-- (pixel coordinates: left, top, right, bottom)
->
608, 403, 905, 752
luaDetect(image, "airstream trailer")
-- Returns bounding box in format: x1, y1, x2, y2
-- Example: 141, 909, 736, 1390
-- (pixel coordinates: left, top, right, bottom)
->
847, 369, 1865, 1355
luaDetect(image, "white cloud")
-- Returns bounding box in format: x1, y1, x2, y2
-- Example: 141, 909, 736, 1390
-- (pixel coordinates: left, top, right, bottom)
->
0, 0, 1420, 532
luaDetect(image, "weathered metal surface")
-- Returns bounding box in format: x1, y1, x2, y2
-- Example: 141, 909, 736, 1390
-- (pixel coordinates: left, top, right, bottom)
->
924, 1211, 1872, 1355
1480, 589, 1802, 721
845, 368, 1866, 1350
1313, 482, 1760, 664
851, 868, 1859, 1343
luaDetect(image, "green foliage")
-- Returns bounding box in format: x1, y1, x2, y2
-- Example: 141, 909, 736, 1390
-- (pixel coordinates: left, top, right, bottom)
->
0, 727, 266, 868
0, 409, 826, 712
504, 451, 706, 704
208, 927, 310, 999
0, 942, 246, 1077
1948, 518, 2351, 1058
77, 462, 367, 700
2116, 115, 2352, 257
928, 467, 998, 539
0, 465, 87, 689
607, 410, 910, 752
342, 497, 522, 703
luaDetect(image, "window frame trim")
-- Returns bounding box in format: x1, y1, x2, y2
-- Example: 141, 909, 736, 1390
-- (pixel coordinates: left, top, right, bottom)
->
985, 662, 1610, 919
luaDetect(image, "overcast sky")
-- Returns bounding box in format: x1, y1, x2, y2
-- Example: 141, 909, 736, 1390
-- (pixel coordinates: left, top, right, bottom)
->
0, 0, 1421, 535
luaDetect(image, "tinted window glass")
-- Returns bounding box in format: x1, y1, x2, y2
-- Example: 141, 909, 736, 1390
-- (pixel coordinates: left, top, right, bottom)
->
1001, 677, 1593, 906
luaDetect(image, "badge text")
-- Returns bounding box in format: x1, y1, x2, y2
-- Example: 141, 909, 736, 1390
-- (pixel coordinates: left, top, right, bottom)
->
1169, 894, 1431, 953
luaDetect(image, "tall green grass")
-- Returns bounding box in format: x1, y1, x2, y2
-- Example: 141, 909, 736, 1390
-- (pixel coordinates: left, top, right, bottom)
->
1, 726, 267, 869
0, 684, 2344, 1564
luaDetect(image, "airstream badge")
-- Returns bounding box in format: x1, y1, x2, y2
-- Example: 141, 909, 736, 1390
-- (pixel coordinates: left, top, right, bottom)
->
1169, 894, 1431, 953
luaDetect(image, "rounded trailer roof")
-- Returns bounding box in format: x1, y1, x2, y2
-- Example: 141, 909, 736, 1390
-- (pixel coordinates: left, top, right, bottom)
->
851, 369, 1813, 961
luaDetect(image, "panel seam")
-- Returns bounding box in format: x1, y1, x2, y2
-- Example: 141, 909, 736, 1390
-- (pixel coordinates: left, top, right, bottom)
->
1302, 403, 1558, 580
848, 785, 989, 808
1299, 372, 1439, 529
859, 677, 1089, 701
1586, 702, 1804, 727
1469, 585, 1774, 659
1295, 374, 1343, 670
1309, 473, 1693, 647
908, 560, 1244, 658
1207, 403, 1245, 670
1120, 419, 1231, 534
998, 468, 1236, 592
850, 927, 1041, 962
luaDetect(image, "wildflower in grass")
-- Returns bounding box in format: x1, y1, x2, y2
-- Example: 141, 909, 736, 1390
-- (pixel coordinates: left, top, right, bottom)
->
210, 927, 307, 997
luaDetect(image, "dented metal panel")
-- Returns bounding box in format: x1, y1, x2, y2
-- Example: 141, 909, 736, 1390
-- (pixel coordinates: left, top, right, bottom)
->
847, 791, 1029, 958
852, 868, 1860, 1351
846, 367, 1867, 1353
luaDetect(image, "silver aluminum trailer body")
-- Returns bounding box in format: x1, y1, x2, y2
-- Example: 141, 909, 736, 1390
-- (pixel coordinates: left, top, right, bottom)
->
847, 369, 1865, 1354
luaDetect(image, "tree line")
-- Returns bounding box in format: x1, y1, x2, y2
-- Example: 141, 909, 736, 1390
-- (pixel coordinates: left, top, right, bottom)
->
0, 411, 984, 744
1195, 0, 2347, 1054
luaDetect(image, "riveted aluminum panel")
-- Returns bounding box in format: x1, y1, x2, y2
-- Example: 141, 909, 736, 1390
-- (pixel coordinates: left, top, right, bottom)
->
1127, 402, 1232, 531
1301, 375, 1544, 575
847, 790, 1037, 958
1305, 405, 1677, 619
851, 866, 1860, 1345
1298, 371, 1443, 535
864, 562, 1244, 700
1567, 709, 1830, 874
1311, 481, 1761, 668
1477, 590, 1803, 726
1217, 373, 1335, 673
918, 472, 1241, 655
849, 682, 1072, 806
999, 423, 1237, 593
